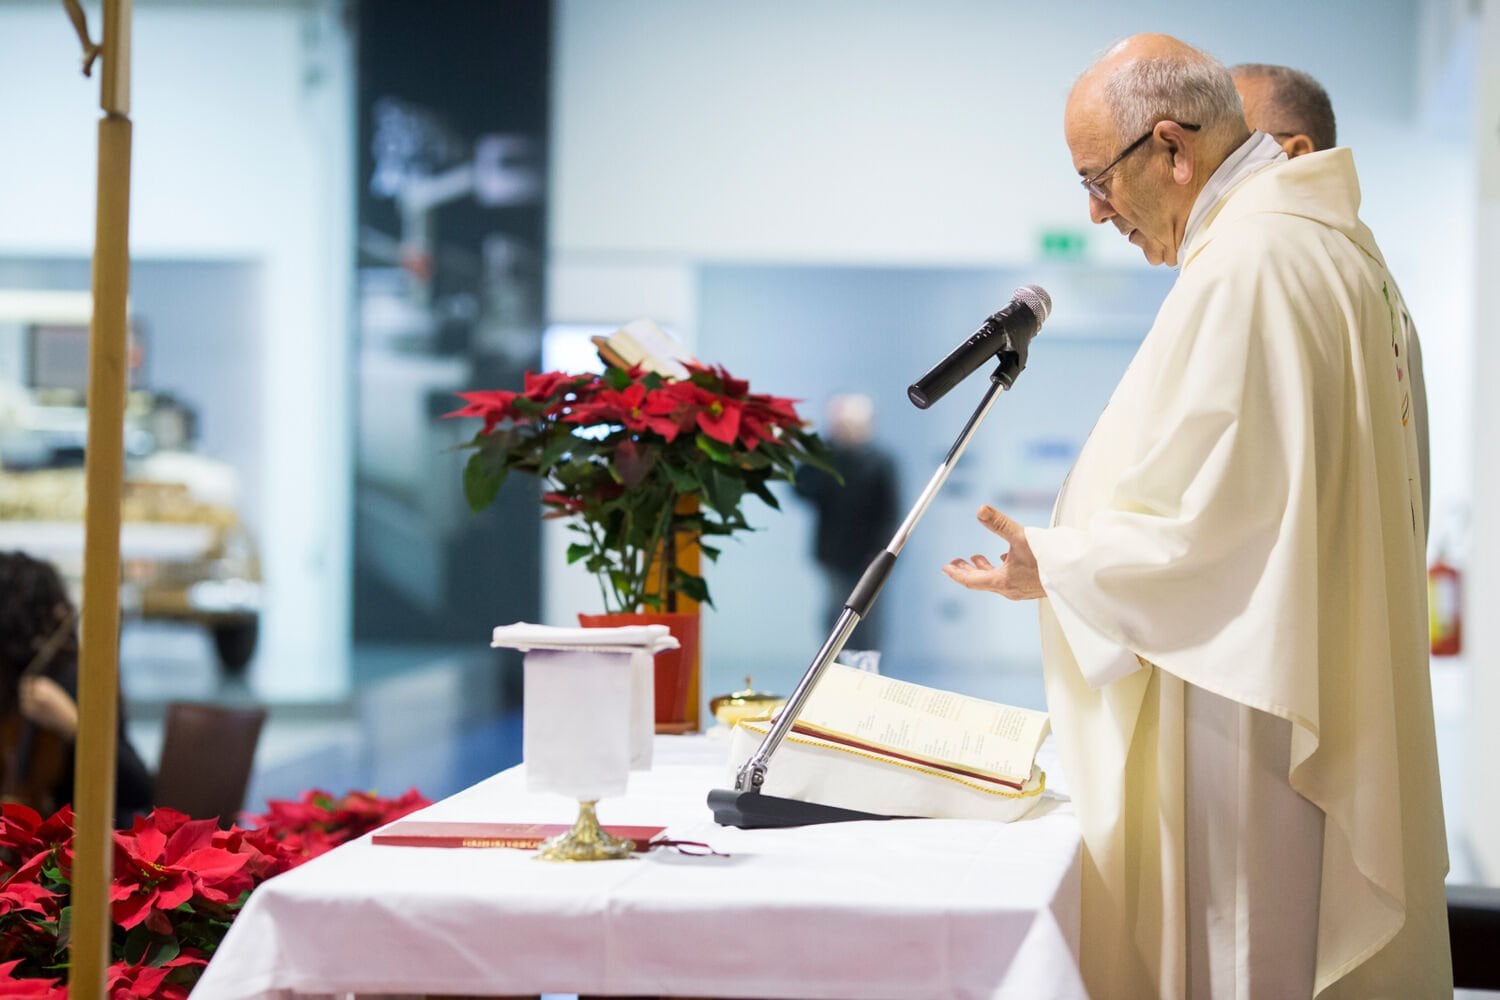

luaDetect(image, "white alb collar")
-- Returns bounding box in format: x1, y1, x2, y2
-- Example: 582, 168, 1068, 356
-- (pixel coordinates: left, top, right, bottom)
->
1177, 131, 1286, 265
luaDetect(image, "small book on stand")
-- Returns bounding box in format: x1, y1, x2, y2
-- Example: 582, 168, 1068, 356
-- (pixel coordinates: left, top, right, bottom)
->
372, 821, 668, 851
592, 319, 695, 380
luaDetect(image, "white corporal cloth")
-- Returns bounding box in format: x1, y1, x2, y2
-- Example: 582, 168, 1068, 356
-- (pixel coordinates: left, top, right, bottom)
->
191, 736, 1085, 1000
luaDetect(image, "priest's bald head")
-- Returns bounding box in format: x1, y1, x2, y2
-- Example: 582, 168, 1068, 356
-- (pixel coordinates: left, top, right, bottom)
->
1065, 34, 1250, 267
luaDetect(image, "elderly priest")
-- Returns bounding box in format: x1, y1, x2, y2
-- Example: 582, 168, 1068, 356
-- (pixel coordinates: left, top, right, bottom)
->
943, 33, 1450, 1000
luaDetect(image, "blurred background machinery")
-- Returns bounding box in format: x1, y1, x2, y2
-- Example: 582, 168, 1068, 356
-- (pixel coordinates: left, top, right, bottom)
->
0, 290, 261, 674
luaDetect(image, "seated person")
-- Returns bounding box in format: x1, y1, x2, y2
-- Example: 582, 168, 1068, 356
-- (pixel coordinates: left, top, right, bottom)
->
0, 551, 154, 827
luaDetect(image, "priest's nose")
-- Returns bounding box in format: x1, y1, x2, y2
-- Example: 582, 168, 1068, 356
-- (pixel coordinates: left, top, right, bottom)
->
1088, 194, 1116, 225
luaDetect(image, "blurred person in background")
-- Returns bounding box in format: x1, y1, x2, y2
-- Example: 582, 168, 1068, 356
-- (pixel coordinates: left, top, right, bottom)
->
0, 550, 153, 827
793, 393, 900, 652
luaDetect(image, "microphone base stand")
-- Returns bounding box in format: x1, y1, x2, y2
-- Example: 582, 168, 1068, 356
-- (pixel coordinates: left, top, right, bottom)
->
709, 355, 1024, 829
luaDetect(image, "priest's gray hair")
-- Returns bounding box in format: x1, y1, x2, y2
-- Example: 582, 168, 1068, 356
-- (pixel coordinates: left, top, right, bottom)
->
1100, 47, 1244, 147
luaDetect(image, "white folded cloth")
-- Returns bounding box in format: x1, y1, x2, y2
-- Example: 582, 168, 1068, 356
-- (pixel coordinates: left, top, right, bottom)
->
494, 622, 677, 788
491, 621, 680, 654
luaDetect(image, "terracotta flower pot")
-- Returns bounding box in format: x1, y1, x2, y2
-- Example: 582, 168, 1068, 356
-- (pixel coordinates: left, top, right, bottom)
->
577, 611, 700, 728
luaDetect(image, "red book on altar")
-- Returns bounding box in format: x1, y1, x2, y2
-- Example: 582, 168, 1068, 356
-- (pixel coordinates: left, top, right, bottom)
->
371, 821, 667, 851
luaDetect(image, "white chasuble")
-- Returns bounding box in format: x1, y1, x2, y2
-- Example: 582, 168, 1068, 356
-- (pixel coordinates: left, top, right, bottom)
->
1027, 148, 1449, 999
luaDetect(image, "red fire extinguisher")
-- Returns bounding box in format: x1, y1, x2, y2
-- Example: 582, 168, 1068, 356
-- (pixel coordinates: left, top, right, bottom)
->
1429, 554, 1462, 656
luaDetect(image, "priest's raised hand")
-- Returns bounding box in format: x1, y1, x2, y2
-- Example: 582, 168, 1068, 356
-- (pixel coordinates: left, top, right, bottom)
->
941, 504, 1046, 601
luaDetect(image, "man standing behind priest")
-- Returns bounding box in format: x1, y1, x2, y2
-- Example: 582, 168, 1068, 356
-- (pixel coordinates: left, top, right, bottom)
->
943, 34, 1450, 999
1232, 60, 1431, 531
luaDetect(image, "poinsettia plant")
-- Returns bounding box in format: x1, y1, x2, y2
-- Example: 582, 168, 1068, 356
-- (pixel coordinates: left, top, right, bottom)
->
450, 362, 835, 613
241, 787, 431, 865
0, 787, 428, 995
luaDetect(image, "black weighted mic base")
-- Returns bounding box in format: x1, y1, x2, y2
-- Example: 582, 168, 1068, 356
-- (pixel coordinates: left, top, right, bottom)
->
706, 788, 893, 828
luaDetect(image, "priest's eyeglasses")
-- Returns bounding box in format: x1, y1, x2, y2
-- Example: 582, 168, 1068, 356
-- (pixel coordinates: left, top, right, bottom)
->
1081, 121, 1201, 200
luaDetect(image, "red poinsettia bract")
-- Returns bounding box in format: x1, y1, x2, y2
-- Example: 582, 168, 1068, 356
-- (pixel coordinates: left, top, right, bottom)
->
103, 951, 208, 1000
242, 787, 430, 864
0, 786, 428, 995
110, 810, 256, 933
0, 959, 66, 999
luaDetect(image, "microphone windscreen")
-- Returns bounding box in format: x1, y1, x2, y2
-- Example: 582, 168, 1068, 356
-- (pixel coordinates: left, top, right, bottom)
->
1015, 285, 1051, 325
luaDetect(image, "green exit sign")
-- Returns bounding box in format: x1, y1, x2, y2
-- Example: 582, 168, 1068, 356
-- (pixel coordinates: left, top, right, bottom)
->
1039, 229, 1087, 259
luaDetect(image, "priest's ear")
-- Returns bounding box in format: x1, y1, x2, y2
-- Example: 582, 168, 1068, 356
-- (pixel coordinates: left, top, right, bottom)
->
1278, 132, 1318, 158
1154, 120, 1197, 186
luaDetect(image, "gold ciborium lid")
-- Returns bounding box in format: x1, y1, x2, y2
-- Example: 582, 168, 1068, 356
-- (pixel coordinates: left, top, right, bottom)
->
709, 676, 786, 728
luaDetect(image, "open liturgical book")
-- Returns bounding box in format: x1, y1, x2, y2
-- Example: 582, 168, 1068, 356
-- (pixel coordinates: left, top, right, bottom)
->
592, 318, 695, 380
796, 663, 1050, 787
728, 663, 1052, 822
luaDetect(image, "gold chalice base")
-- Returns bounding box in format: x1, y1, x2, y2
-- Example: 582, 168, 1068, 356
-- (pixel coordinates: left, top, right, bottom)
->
535, 799, 636, 862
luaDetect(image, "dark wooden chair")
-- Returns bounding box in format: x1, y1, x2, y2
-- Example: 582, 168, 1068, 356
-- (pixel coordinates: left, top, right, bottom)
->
1450, 882, 1500, 991
152, 701, 267, 828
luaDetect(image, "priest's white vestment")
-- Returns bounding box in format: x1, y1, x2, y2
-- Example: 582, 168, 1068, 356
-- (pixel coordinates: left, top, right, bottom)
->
1026, 147, 1451, 999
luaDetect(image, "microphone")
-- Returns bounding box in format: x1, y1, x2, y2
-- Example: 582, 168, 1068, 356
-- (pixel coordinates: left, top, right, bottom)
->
907, 285, 1051, 409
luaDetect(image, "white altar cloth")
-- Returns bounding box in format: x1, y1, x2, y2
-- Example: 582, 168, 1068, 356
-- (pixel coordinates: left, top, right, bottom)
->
192, 735, 1084, 1000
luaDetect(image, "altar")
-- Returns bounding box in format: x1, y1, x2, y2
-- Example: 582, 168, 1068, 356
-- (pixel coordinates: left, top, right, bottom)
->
191, 735, 1085, 999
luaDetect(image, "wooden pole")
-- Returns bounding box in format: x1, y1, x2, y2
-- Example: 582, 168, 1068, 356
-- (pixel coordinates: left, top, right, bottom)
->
644, 497, 702, 728
69, 0, 132, 995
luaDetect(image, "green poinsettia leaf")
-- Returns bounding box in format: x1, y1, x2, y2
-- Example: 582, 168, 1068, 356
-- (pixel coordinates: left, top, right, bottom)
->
737, 448, 773, 470
792, 430, 842, 479
553, 455, 594, 488
700, 466, 745, 518
463, 450, 508, 512
566, 542, 593, 564
672, 512, 707, 535
449, 432, 483, 453
771, 455, 801, 481
149, 935, 182, 968
749, 478, 781, 509
664, 461, 701, 492
604, 366, 632, 390
695, 433, 733, 464
510, 395, 550, 417
537, 430, 580, 472
697, 517, 738, 537
122, 923, 154, 966
56, 904, 72, 952
676, 572, 712, 607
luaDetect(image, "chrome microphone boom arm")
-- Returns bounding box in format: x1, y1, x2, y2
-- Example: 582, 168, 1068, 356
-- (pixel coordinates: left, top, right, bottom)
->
729, 350, 1025, 800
